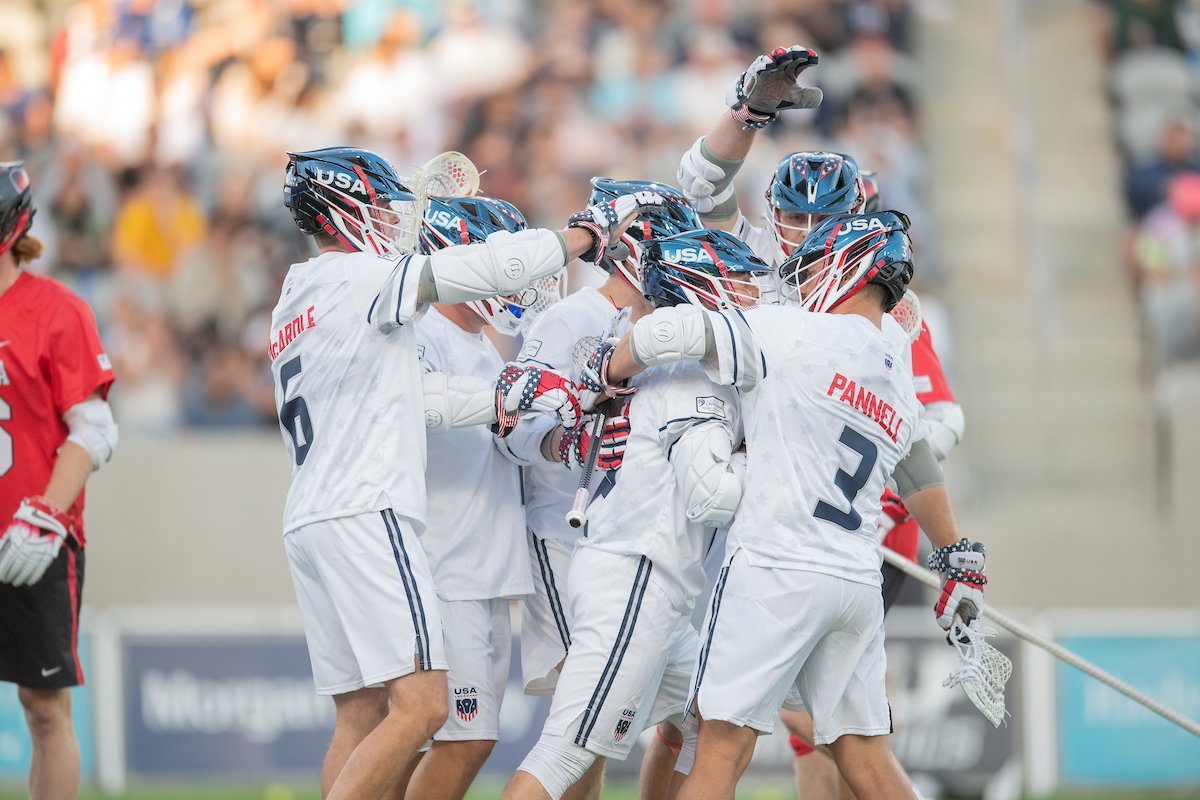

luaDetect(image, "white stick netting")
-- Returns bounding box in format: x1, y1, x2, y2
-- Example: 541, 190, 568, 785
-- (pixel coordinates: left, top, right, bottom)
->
413, 152, 480, 198
943, 620, 1012, 728
888, 289, 923, 343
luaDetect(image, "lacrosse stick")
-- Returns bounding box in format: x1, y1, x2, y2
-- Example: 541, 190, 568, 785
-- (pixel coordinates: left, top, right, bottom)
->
411, 151, 480, 199
888, 289, 923, 344
567, 412, 607, 529
881, 546, 1200, 738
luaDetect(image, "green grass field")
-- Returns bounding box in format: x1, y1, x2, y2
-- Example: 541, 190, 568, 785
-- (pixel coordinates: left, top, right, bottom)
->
1, 782, 1199, 800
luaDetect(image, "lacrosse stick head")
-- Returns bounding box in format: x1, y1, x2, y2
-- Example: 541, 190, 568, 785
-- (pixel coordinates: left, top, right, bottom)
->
888, 289, 923, 343
944, 619, 1012, 728
285, 147, 423, 255
412, 151, 480, 199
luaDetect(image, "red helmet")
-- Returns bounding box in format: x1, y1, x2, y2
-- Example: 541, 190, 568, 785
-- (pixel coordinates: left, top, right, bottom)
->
0, 162, 34, 258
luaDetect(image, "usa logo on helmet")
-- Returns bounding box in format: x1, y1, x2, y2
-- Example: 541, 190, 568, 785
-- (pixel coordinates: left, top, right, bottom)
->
614, 708, 637, 743
455, 687, 479, 723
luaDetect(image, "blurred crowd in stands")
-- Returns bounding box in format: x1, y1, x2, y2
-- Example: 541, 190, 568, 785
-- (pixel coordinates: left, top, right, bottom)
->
0, 0, 935, 434
1098, 0, 1200, 366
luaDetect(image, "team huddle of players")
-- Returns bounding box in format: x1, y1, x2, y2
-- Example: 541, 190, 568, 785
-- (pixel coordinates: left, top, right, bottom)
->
270, 46, 986, 800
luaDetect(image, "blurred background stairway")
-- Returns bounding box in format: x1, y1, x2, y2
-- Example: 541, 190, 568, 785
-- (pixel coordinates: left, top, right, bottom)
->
919, 0, 1196, 607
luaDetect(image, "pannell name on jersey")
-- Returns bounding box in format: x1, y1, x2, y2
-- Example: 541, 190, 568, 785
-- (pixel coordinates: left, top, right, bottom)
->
270, 305, 316, 361
827, 372, 903, 443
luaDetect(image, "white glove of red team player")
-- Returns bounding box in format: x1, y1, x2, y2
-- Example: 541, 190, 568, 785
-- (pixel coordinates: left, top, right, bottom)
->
495, 364, 583, 437
0, 496, 78, 587
928, 538, 987, 631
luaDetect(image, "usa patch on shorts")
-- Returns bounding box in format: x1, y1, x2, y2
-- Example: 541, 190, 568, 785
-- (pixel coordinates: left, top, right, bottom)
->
455, 687, 479, 723
613, 708, 636, 743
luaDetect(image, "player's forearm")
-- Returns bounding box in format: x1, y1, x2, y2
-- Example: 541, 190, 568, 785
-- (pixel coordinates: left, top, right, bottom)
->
604, 335, 644, 384
42, 441, 92, 512
706, 113, 757, 162
902, 485, 961, 551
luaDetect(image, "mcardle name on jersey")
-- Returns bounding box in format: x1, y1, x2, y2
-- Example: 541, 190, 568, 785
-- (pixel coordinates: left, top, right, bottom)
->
827, 372, 904, 443
269, 305, 316, 361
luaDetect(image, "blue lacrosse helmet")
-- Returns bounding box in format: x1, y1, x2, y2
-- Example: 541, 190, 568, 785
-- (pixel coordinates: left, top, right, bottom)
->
419, 196, 565, 335
642, 229, 772, 311
587, 177, 703, 290
779, 210, 912, 313
860, 170, 881, 213
766, 151, 866, 263
419, 195, 526, 253
285, 147, 420, 254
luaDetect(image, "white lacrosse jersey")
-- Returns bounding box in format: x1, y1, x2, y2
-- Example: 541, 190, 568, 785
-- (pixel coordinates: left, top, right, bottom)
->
582, 361, 742, 613
417, 307, 533, 601
271, 250, 428, 535
510, 286, 622, 545
706, 305, 926, 587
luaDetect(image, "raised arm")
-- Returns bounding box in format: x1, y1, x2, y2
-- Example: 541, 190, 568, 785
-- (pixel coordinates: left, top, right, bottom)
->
677, 46, 821, 229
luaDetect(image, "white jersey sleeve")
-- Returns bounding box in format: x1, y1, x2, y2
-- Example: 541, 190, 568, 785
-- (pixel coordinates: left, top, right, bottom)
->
719, 305, 924, 586
368, 253, 429, 334
731, 214, 777, 266
416, 308, 533, 601
582, 361, 742, 612
271, 250, 429, 535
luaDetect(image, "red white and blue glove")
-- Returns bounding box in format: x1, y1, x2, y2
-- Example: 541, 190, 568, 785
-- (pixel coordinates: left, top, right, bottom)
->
726, 46, 823, 130
929, 538, 987, 631
578, 338, 637, 405
0, 496, 79, 587
559, 408, 631, 470
568, 192, 666, 263
496, 364, 583, 437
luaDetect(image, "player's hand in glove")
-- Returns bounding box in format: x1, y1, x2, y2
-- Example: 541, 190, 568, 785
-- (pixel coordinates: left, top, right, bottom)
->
579, 337, 637, 405
0, 496, 79, 587
568, 192, 666, 263
496, 364, 583, 437
727, 46, 823, 130
877, 485, 910, 539
560, 407, 631, 470
929, 538, 987, 631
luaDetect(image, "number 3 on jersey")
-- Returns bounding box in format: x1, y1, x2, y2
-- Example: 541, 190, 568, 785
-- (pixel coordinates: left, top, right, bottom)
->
280, 356, 314, 466
814, 425, 878, 531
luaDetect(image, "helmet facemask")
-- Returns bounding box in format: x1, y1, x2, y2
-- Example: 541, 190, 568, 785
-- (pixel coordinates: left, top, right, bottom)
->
466, 271, 568, 335
781, 222, 910, 313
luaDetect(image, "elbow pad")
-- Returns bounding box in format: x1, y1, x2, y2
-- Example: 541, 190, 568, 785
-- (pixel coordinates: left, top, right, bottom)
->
629, 306, 718, 369
422, 372, 497, 435
677, 136, 744, 222
893, 437, 945, 500
427, 229, 568, 305
670, 421, 742, 528
923, 401, 964, 461
63, 398, 118, 470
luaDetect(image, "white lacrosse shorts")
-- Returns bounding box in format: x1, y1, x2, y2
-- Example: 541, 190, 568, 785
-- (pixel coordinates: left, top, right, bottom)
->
435, 597, 512, 742
690, 549, 891, 745
520, 533, 575, 695
541, 548, 697, 759
284, 509, 447, 696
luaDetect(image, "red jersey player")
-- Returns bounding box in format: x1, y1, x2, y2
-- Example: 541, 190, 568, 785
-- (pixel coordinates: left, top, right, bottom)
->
0, 161, 117, 800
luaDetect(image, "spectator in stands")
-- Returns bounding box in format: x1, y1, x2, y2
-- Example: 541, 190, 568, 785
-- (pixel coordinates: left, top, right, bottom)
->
1126, 116, 1200, 218
1095, 0, 1185, 59
111, 166, 206, 280
1130, 171, 1200, 360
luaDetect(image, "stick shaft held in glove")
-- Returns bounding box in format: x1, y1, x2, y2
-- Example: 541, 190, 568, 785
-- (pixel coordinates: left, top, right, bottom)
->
566, 413, 607, 528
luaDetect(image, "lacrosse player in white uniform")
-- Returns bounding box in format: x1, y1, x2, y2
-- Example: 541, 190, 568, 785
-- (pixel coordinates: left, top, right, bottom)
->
591, 210, 987, 800
388, 195, 566, 800
500, 230, 769, 800
678, 49, 970, 800
495, 179, 705, 800
272, 147, 655, 800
